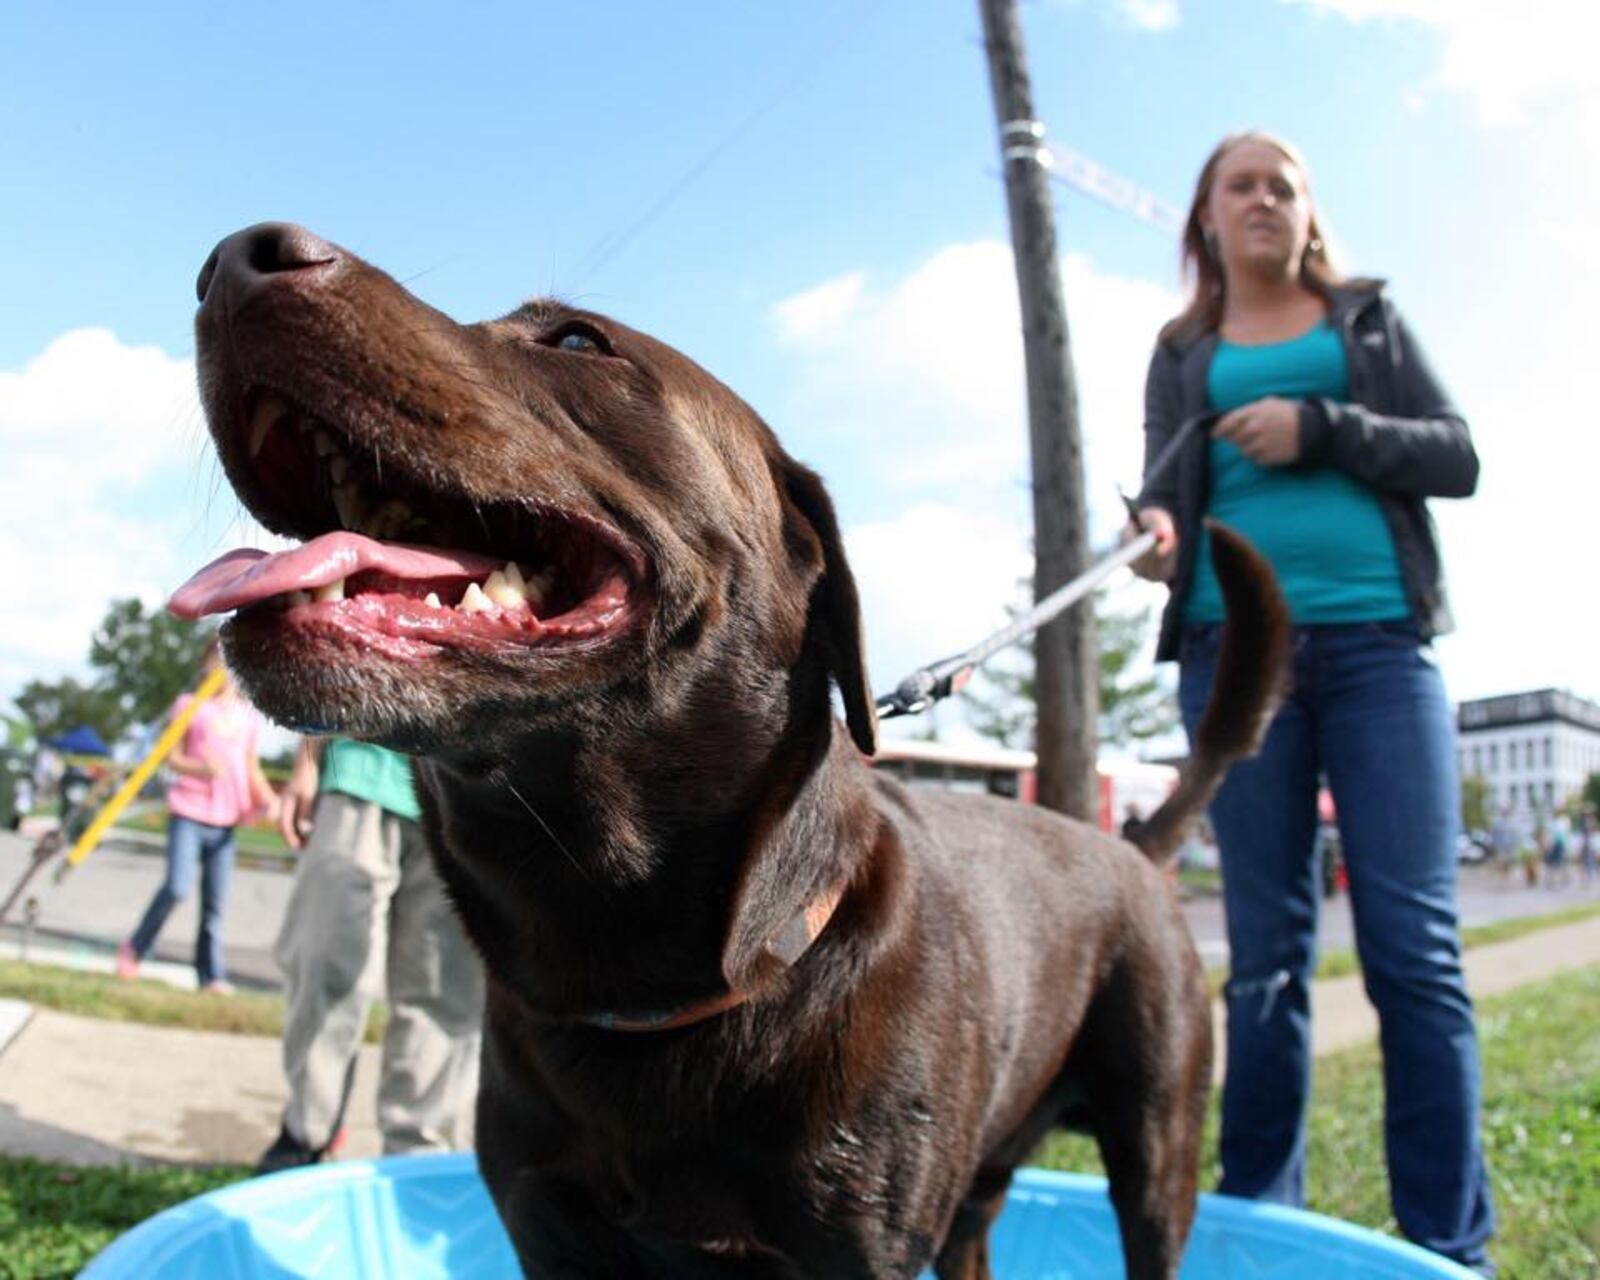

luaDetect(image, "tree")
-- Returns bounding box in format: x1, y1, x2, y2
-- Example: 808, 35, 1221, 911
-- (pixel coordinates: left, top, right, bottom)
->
1460, 774, 1489, 833
2, 714, 30, 749
10, 598, 216, 746
12, 676, 126, 745
88, 598, 216, 731
962, 599, 1176, 751
1096, 608, 1178, 744
1584, 772, 1600, 814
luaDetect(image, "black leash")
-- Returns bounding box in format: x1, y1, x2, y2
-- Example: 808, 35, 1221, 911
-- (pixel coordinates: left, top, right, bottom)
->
875, 414, 1210, 720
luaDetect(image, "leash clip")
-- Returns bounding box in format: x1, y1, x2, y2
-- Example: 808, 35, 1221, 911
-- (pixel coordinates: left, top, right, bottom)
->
875, 665, 974, 721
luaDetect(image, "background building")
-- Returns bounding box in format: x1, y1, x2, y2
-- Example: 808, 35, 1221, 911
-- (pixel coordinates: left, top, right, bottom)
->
1457, 689, 1600, 819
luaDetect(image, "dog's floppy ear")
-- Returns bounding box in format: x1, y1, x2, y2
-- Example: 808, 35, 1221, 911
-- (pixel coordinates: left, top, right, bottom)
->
777, 461, 877, 756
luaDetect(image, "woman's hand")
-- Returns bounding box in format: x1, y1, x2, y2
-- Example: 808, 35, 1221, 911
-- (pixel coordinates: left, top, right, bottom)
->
1123, 506, 1178, 582
277, 747, 321, 851
1215, 396, 1302, 466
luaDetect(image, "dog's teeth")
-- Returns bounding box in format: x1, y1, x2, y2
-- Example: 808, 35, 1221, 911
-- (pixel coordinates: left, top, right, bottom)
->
312, 579, 345, 603
503, 562, 527, 593
483, 569, 525, 608
459, 582, 493, 614
247, 395, 289, 458
424, 592, 442, 608
524, 569, 551, 606
332, 484, 369, 530
313, 428, 340, 458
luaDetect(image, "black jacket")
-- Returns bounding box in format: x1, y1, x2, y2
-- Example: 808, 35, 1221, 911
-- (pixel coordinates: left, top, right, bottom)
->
1137, 283, 1478, 662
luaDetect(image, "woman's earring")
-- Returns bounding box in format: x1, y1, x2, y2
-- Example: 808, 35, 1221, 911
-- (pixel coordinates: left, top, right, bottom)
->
1308, 237, 1324, 254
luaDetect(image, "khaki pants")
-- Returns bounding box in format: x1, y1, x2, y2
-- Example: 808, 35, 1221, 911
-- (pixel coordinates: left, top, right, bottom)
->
275, 792, 484, 1153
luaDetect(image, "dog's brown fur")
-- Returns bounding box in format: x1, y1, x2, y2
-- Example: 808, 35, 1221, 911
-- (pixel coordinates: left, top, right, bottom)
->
192, 224, 1290, 1278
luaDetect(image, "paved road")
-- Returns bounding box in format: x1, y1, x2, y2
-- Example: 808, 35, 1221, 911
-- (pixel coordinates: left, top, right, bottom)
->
0, 829, 288, 989
2, 827, 1595, 986
1180, 859, 1599, 966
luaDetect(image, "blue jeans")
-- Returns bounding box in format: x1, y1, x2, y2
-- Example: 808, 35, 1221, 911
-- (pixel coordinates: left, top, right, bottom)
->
128, 814, 236, 985
1179, 621, 1494, 1270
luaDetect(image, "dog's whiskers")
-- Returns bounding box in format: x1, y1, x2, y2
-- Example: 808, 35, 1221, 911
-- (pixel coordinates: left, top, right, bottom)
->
502, 780, 597, 890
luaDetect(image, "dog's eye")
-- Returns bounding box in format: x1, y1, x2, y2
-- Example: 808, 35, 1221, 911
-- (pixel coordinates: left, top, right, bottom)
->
545, 322, 613, 356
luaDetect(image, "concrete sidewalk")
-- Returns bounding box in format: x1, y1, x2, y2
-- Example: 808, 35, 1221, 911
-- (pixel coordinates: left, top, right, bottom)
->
2, 915, 1597, 1170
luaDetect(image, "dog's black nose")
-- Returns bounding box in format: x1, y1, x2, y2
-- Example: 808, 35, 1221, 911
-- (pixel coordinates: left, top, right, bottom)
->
196, 223, 341, 305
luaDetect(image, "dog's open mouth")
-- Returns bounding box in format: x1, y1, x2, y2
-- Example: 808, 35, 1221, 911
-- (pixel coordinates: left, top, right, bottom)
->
170, 387, 645, 658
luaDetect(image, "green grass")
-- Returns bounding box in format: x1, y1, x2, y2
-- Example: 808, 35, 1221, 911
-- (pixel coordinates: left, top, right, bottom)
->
1038, 965, 1600, 1279
1193, 901, 1600, 996
117, 809, 290, 859
0, 959, 385, 1043
0, 958, 284, 1037
1178, 865, 1223, 894
0, 1157, 247, 1280
1308, 901, 1600, 984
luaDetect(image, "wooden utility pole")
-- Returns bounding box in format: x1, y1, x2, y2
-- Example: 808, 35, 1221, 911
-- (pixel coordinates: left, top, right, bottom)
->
978, 0, 1098, 820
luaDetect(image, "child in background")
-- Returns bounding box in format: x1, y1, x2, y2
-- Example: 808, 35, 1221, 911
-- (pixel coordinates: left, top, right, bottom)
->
117, 638, 277, 992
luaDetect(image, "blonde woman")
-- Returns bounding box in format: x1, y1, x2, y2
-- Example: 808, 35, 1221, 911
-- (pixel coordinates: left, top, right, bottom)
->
1128, 133, 1493, 1274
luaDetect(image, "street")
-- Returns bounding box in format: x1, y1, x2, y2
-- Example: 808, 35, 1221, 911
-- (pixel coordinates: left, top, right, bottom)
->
1, 827, 1594, 987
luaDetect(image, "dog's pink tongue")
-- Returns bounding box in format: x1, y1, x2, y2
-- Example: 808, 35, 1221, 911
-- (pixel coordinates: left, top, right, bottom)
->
169, 532, 504, 619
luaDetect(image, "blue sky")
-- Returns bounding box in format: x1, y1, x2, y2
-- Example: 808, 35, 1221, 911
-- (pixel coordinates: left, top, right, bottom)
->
2, 0, 1593, 747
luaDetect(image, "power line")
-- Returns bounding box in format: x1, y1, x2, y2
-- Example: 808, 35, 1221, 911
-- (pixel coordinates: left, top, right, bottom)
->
570, 3, 889, 286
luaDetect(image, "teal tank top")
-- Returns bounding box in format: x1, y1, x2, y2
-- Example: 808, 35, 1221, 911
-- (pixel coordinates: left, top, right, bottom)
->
320, 738, 421, 822
1184, 322, 1409, 625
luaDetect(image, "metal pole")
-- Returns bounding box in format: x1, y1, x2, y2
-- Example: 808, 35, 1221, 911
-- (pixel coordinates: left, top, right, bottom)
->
978, 0, 1098, 820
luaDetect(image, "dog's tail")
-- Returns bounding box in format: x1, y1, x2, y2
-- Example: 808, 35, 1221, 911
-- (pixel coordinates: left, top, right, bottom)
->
1124, 520, 1290, 867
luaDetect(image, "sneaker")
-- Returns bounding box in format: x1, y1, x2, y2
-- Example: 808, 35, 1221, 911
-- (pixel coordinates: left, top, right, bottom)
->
254, 1124, 326, 1176
200, 980, 236, 996
114, 942, 139, 981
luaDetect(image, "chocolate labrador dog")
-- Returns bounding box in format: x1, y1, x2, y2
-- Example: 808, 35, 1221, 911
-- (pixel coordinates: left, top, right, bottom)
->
173, 223, 1289, 1279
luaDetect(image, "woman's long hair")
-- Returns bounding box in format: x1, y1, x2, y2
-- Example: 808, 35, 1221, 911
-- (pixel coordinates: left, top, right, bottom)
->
1162, 131, 1344, 344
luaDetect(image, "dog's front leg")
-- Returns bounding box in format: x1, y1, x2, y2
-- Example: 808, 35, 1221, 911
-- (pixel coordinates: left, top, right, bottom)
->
493, 1172, 649, 1278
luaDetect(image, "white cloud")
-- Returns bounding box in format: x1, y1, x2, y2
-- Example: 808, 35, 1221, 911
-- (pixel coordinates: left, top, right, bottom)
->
845, 504, 1175, 751
776, 243, 1183, 744
0, 329, 202, 489
774, 272, 864, 344
1046, 0, 1182, 33
773, 240, 1180, 542
1424, 367, 1600, 705
1109, 0, 1180, 32
845, 504, 1030, 728
1286, 0, 1600, 143
0, 330, 281, 709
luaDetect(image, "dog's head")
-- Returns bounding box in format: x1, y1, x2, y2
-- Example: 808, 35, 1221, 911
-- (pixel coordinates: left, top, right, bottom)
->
173, 224, 876, 760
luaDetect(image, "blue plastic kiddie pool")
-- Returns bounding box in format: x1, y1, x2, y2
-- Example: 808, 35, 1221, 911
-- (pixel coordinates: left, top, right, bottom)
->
83, 1153, 1477, 1278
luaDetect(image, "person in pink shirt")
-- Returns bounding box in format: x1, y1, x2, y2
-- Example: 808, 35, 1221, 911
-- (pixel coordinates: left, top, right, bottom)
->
117, 639, 277, 992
